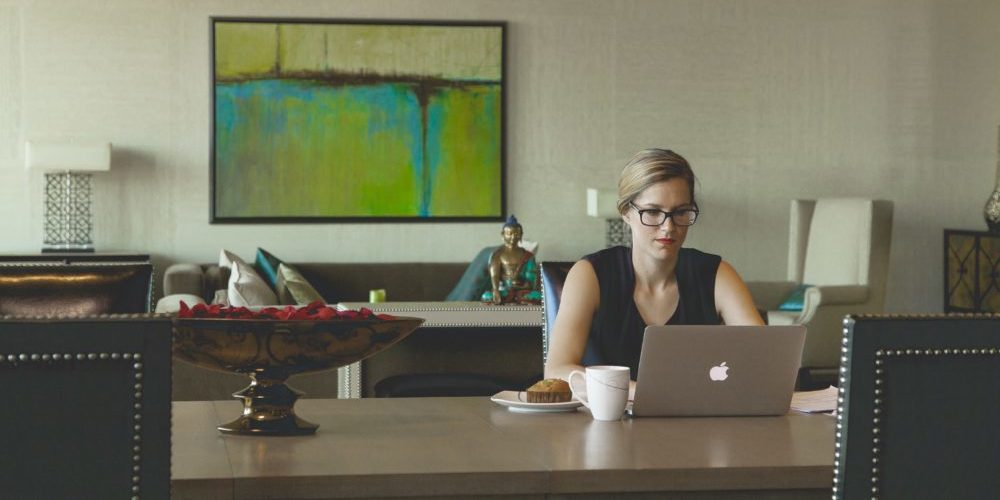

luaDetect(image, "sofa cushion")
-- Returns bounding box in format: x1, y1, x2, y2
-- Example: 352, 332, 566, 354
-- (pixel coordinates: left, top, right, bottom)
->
163, 263, 204, 297
228, 260, 277, 307
276, 263, 323, 305
204, 266, 230, 298
294, 263, 467, 302
155, 293, 206, 314
445, 246, 496, 301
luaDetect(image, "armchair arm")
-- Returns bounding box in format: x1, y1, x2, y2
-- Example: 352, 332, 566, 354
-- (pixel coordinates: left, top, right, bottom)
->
795, 285, 870, 324
812, 285, 870, 305
744, 281, 799, 310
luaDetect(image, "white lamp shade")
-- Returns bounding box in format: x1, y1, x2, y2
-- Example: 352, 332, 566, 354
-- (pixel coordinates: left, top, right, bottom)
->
586, 187, 619, 218
25, 141, 111, 172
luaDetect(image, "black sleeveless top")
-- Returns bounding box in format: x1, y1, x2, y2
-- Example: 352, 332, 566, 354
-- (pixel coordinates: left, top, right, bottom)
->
583, 246, 722, 379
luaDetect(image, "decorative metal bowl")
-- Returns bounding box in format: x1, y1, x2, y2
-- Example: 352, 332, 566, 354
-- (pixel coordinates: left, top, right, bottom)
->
172, 316, 423, 436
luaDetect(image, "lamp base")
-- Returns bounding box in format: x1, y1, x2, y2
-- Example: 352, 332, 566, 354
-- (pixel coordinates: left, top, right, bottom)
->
42, 172, 96, 253
605, 219, 631, 247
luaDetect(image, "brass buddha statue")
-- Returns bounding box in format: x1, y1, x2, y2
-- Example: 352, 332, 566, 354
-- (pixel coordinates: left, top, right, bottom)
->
481, 215, 541, 305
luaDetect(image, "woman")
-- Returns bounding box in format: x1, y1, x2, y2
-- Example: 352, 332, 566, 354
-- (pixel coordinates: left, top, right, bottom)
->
544, 149, 763, 386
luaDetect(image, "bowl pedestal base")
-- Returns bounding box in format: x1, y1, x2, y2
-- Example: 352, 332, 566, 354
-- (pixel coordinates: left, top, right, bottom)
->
218, 374, 319, 436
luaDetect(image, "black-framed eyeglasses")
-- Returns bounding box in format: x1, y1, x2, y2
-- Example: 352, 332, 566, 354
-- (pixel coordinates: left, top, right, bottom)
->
629, 202, 699, 227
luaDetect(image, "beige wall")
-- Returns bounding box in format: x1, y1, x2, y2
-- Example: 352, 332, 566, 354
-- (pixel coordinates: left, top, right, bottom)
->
1, 0, 998, 312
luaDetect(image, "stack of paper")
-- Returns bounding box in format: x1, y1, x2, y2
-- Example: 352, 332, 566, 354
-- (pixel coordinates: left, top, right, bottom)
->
790, 385, 838, 413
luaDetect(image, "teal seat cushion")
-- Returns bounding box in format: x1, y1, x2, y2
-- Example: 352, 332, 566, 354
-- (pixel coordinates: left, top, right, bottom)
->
445, 246, 497, 301
255, 248, 283, 289
777, 284, 812, 312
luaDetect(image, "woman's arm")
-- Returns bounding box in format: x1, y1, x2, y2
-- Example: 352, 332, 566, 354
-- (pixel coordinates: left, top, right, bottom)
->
714, 260, 765, 326
543, 260, 601, 381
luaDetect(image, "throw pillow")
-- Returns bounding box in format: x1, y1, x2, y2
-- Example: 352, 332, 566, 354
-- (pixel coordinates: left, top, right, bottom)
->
445, 246, 498, 301
276, 263, 324, 305
777, 284, 812, 312
219, 249, 247, 269
255, 248, 284, 289
228, 260, 278, 307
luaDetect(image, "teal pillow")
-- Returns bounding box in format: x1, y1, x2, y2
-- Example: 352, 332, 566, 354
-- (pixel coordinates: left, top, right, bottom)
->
255, 248, 283, 290
777, 284, 812, 312
445, 246, 498, 301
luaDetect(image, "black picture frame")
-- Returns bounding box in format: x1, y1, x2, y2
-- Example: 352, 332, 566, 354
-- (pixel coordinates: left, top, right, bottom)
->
209, 17, 506, 223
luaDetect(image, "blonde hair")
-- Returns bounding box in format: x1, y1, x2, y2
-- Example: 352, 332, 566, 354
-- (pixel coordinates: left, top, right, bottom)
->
616, 148, 696, 215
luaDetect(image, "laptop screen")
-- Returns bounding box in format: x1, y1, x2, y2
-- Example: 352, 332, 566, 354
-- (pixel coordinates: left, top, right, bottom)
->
630, 325, 805, 417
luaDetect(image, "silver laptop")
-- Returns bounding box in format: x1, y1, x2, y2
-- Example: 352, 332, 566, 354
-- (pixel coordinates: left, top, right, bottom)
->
629, 325, 806, 417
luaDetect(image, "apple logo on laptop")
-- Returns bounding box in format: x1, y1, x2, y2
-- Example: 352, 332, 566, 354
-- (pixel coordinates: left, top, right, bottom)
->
709, 362, 729, 382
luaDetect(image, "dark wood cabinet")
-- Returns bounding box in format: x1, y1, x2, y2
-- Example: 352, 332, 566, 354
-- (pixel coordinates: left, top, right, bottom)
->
945, 230, 1000, 312
0, 252, 149, 264
0, 252, 154, 314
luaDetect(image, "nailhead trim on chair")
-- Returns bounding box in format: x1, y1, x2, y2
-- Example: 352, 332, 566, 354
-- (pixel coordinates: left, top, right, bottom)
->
0, 350, 145, 499
832, 312, 1000, 500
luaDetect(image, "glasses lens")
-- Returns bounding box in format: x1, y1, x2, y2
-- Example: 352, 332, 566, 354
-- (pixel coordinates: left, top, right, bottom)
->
673, 209, 698, 226
639, 210, 666, 226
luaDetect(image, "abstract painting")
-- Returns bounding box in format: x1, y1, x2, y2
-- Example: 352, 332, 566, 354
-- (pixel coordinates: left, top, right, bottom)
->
211, 18, 505, 222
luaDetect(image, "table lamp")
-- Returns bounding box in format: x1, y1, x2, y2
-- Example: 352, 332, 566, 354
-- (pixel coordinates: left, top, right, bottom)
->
587, 187, 630, 247
25, 140, 112, 252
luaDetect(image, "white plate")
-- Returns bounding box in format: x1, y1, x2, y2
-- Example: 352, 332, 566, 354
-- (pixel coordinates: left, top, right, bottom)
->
490, 391, 582, 413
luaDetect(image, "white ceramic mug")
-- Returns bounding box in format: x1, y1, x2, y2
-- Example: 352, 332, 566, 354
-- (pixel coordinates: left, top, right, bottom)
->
568, 365, 630, 421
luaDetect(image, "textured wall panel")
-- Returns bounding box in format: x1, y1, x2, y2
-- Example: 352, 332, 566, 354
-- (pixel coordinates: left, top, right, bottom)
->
0, 5, 20, 162
4, 0, 1000, 314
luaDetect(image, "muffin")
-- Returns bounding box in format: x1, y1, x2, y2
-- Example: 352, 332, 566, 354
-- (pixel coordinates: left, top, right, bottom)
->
525, 378, 571, 403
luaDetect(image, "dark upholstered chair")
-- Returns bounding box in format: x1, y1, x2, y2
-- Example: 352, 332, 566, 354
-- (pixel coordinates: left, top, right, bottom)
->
540, 261, 602, 366
0, 262, 154, 316
0, 315, 171, 499
835, 314, 1000, 499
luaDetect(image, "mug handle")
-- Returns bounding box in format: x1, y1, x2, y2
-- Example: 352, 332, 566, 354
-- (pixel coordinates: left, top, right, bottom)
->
568, 370, 589, 408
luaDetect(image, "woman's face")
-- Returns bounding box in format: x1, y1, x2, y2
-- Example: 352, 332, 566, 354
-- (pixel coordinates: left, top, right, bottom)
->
624, 178, 694, 259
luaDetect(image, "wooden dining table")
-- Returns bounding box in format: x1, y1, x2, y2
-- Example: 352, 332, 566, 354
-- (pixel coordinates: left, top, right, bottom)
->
172, 396, 835, 499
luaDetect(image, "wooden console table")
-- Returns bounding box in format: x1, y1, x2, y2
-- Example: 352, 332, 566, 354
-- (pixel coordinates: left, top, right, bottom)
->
944, 230, 1000, 312
335, 302, 544, 398
171, 397, 835, 499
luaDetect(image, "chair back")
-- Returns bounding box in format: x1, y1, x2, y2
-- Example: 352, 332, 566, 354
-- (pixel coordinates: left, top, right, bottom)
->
540, 261, 604, 365
540, 261, 574, 363
0, 262, 154, 316
0, 315, 171, 499
836, 314, 1000, 499
791, 198, 893, 299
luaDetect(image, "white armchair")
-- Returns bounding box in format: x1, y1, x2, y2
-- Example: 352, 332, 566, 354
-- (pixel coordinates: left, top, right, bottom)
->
746, 199, 894, 386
